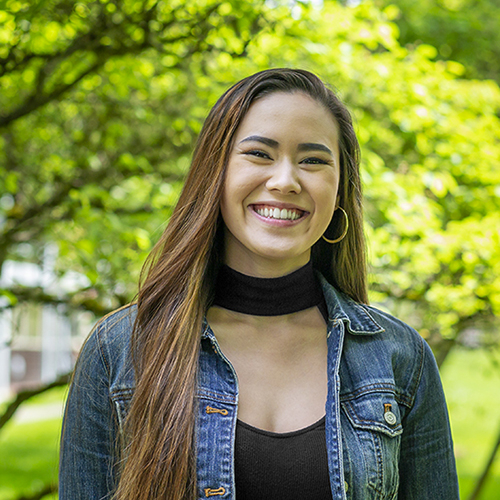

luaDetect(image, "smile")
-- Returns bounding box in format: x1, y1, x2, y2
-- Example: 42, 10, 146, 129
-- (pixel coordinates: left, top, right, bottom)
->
252, 205, 305, 221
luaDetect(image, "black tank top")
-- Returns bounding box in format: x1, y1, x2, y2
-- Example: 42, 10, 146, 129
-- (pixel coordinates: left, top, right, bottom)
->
235, 416, 333, 500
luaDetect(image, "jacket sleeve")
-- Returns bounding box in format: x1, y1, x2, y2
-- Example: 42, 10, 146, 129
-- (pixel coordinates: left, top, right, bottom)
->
59, 324, 118, 499
398, 339, 460, 499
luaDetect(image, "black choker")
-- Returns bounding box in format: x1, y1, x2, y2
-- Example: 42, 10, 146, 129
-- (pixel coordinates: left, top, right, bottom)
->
212, 261, 327, 318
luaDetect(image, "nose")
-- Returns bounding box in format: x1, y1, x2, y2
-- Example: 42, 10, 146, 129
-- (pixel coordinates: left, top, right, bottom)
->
265, 159, 301, 194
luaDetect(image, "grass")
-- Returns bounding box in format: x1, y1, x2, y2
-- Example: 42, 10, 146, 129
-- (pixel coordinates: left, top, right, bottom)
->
0, 347, 499, 499
441, 345, 500, 499
0, 418, 61, 499
0, 386, 67, 499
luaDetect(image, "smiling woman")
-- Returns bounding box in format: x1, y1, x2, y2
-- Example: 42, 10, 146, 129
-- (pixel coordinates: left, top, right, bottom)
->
59, 69, 459, 500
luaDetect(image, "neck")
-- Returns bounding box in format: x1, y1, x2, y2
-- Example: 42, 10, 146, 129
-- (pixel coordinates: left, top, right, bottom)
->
222, 245, 311, 278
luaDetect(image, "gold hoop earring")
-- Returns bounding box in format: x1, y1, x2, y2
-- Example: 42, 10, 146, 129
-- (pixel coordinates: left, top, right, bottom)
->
322, 207, 349, 244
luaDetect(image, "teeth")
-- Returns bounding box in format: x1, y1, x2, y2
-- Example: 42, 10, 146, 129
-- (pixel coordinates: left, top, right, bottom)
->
255, 207, 301, 220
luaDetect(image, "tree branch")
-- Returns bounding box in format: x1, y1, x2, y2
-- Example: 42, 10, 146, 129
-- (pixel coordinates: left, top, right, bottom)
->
0, 59, 103, 128
0, 163, 112, 248
428, 337, 456, 368
0, 372, 71, 432
0, 285, 120, 317
0, 1, 226, 129
14, 483, 57, 500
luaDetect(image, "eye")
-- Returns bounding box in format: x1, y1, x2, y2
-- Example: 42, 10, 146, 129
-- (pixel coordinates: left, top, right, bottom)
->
244, 150, 273, 160
300, 157, 330, 165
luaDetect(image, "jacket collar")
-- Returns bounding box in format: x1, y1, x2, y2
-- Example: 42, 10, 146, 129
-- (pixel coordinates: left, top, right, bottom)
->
201, 272, 384, 340
317, 273, 384, 336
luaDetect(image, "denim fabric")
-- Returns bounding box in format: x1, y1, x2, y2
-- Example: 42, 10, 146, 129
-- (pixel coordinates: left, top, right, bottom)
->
59, 275, 459, 499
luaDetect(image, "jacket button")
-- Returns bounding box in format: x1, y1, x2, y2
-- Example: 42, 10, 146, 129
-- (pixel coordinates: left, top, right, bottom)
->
204, 487, 226, 497
206, 405, 228, 416
384, 411, 397, 425
344, 480, 349, 492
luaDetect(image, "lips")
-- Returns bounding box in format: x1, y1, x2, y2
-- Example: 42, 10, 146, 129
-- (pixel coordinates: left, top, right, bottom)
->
251, 204, 306, 221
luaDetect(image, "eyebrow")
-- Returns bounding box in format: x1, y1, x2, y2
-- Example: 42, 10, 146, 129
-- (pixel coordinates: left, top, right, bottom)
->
297, 142, 333, 155
239, 135, 278, 148
239, 135, 333, 155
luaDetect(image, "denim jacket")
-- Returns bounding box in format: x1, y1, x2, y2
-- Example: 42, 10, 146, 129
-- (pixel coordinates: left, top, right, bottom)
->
59, 275, 459, 499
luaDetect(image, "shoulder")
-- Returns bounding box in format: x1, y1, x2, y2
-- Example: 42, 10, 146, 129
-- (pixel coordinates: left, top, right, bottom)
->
92, 303, 137, 345
355, 303, 431, 381
319, 273, 423, 352
76, 303, 137, 388
344, 300, 428, 371
358, 303, 424, 349
93, 303, 137, 336
340, 301, 426, 363
331, 292, 434, 407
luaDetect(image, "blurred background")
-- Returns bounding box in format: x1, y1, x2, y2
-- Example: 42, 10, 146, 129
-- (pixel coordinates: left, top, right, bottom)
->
0, 0, 499, 498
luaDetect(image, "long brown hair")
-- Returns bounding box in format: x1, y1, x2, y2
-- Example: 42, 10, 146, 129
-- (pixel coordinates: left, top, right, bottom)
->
115, 69, 367, 500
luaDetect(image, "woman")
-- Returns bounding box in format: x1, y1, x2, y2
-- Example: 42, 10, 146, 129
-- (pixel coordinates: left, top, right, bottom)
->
59, 69, 459, 499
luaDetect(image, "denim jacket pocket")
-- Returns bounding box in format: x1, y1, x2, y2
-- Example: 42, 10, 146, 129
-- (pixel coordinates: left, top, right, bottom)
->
341, 391, 402, 500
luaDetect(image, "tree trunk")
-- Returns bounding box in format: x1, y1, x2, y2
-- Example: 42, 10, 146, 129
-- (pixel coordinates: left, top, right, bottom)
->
467, 423, 500, 500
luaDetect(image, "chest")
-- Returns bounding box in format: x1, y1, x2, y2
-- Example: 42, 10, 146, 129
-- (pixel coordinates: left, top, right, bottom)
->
206, 310, 328, 432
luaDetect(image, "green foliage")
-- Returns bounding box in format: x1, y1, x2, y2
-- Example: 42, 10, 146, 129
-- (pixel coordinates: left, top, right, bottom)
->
0, 0, 277, 313
373, 0, 500, 82
0, 0, 499, 349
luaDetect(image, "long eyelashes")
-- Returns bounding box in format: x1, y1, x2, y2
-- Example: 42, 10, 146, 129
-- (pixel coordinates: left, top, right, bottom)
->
243, 150, 331, 165
301, 157, 330, 165
244, 150, 272, 159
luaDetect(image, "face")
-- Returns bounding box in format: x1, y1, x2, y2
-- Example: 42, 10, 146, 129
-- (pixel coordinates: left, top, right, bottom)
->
220, 91, 341, 277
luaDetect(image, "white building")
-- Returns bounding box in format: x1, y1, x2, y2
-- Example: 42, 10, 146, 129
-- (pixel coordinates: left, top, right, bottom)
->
0, 253, 94, 401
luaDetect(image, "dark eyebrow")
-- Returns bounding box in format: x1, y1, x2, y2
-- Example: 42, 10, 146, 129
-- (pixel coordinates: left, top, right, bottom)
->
239, 136, 333, 156
297, 143, 333, 155
239, 135, 279, 148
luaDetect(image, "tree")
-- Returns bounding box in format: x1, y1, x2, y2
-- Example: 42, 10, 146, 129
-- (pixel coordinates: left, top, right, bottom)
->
0, 0, 279, 316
